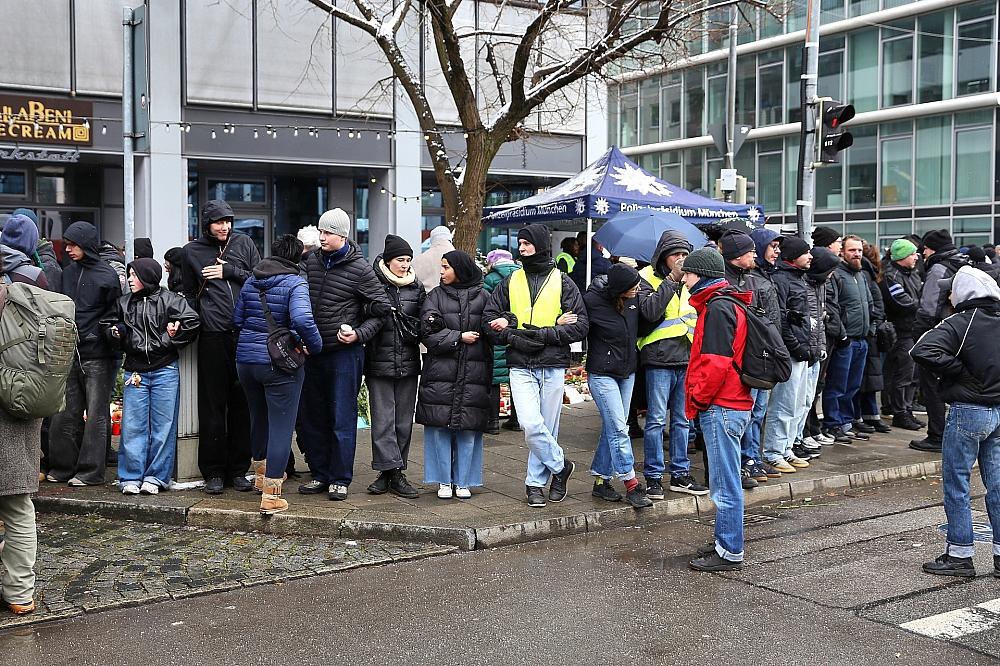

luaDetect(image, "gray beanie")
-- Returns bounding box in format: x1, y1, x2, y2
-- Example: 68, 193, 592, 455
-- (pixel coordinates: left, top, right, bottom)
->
318, 208, 351, 237
682, 247, 726, 279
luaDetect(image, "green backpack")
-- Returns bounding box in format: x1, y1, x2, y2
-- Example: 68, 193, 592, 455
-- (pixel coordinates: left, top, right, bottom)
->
0, 281, 78, 419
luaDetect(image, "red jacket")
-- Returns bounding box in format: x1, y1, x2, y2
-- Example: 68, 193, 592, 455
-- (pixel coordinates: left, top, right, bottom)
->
684, 281, 754, 419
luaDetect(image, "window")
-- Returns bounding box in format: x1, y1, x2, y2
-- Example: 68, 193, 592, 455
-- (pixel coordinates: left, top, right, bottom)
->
736, 58, 756, 127
956, 18, 994, 96
822, 0, 846, 23
207, 180, 267, 204
0, 171, 27, 197
816, 164, 844, 210
684, 69, 705, 138
640, 77, 661, 144
707, 158, 723, 196
758, 61, 784, 125
660, 81, 682, 140
0, 0, 71, 90
880, 136, 913, 207
850, 0, 877, 17
760, 6, 783, 39
660, 151, 682, 185
849, 29, 879, 113
685, 148, 704, 193
818, 45, 845, 101
917, 12, 953, 103
955, 126, 992, 201
707, 64, 728, 127
953, 216, 992, 247
757, 148, 782, 213
186, 0, 254, 105
786, 48, 803, 124
608, 87, 620, 144
784, 136, 799, 214
915, 116, 951, 205
619, 85, 639, 146
848, 125, 877, 209
257, 4, 333, 111
882, 29, 914, 107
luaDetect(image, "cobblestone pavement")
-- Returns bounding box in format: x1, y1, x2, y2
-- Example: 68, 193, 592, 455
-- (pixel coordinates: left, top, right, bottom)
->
0, 514, 455, 630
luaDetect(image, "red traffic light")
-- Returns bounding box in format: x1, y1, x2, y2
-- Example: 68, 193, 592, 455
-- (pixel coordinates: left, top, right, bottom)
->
823, 103, 855, 129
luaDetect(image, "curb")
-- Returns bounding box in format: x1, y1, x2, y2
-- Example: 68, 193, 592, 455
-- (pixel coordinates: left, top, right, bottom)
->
33, 459, 942, 551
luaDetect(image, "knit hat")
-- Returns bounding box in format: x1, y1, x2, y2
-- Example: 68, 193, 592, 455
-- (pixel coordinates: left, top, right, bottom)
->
890, 238, 918, 262
318, 208, 351, 237
718, 229, 755, 261
811, 226, 841, 248
922, 228, 953, 252
516, 224, 552, 255
1, 214, 39, 256
429, 225, 453, 244
382, 234, 413, 260
11, 208, 37, 226
134, 237, 153, 259
967, 245, 986, 263
681, 247, 725, 279
486, 249, 513, 265
128, 257, 162, 292
297, 225, 320, 249
779, 235, 811, 262
606, 263, 640, 296
202, 199, 234, 223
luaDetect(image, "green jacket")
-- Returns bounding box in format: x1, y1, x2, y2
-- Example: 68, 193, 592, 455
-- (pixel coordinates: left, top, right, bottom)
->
484, 262, 520, 385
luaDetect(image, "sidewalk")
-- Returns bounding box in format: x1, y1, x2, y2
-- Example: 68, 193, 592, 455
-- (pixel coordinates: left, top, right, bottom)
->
34, 402, 942, 550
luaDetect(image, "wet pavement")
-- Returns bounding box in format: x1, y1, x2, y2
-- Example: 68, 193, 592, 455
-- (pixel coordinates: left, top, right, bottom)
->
6, 475, 1000, 664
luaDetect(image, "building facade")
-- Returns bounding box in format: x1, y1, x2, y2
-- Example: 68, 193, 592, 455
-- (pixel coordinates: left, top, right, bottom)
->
611, 0, 1000, 248
0, 0, 604, 260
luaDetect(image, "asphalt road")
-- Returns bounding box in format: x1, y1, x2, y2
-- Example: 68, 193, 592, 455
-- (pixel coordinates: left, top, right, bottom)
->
5, 475, 1000, 665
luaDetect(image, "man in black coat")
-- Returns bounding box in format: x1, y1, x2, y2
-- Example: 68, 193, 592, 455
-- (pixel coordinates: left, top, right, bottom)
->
47, 221, 122, 486
881, 239, 924, 431
298, 208, 390, 502
484, 224, 589, 508
182, 199, 261, 494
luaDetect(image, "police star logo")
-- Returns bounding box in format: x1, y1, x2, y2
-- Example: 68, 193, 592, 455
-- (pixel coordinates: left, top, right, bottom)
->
594, 197, 610, 216
748, 207, 761, 224
575, 199, 586, 216
611, 164, 673, 197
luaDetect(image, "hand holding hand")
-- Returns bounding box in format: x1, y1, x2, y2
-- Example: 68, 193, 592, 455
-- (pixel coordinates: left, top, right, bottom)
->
166, 321, 180, 338
489, 317, 509, 331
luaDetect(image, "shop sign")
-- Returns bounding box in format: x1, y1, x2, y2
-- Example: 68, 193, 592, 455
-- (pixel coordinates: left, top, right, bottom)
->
0, 147, 80, 163
0, 95, 93, 146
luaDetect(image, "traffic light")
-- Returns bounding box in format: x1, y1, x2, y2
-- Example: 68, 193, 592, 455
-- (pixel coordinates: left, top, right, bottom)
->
816, 99, 855, 164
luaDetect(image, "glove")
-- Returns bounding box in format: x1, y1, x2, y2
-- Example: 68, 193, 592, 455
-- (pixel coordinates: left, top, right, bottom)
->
508, 330, 546, 354
836, 337, 850, 349
423, 313, 446, 334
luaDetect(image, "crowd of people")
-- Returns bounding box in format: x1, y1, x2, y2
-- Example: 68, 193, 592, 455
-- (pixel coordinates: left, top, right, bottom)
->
4, 200, 1000, 614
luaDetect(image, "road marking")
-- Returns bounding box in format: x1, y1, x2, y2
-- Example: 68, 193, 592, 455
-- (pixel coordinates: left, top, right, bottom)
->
901, 599, 1000, 639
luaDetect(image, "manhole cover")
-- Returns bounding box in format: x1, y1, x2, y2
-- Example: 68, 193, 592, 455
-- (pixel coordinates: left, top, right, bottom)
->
937, 522, 993, 543
707, 513, 777, 527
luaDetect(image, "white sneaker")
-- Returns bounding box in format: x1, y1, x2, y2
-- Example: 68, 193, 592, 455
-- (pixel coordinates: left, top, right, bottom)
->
45, 473, 60, 483
139, 481, 159, 495
814, 432, 835, 444
121, 483, 140, 495
455, 487, 471, 499
67, 477, 87, 487
802, 436, 820, 448
437, 483, 453, 499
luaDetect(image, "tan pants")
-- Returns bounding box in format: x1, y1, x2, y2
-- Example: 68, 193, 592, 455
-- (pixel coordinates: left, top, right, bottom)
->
0, 494, 36, 605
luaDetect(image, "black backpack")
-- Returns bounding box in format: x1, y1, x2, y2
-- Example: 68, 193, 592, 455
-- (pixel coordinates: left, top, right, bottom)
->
716, 295, 792, 389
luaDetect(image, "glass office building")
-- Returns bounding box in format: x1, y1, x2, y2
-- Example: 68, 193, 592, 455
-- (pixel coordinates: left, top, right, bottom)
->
610, 0, 999, 247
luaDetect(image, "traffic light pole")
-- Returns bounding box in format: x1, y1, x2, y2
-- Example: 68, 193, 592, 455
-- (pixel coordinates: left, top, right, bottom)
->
795, 0, 822, 241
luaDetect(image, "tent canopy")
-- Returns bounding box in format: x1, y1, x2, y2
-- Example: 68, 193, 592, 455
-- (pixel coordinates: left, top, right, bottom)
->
482, 146, 763, 231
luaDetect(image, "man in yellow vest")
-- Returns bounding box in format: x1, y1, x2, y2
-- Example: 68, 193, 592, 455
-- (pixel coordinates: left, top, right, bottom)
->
555, 237, 578, 274
484, 224, 589, 508
637, 230, 709, 500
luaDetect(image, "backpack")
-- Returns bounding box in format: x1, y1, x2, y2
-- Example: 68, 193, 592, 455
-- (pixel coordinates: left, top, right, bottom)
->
0, 281, 79, 418
716, 294, 792, 389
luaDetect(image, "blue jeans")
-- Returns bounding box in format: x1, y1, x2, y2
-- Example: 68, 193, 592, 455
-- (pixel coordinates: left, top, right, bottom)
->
700, 405, 751, 562
941, 403, 1000, 558
588, 373, 637, 480
763, 361, 808, 462
741, 388, 770, 463
423, 426, 484, 488
644, 367, 690, 479
237, 362, 305, 479
300, 346, 364, 486
509, 367, 567, 487
822, 338, 868, 429
118, 364, 179, 488
795, 362, 821, 440
854, 390, 880, 421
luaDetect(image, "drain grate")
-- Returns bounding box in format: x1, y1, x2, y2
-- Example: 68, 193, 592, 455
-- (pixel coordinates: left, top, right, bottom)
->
706, 512, 778, 527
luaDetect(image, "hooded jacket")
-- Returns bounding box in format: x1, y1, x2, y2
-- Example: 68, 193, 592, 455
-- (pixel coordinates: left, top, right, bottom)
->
233, 257, 323, 366
636, 230, 693, 368
584, 274, 639, 379
303, 240, 390, 353
36, 238, 63, 293
112, 267, 201, 373
830, 259, 875, 339
365, 255, 426, 379
881, 260, 922, 335
912, 267, 1000, 406
61, 221, 124, 359
483, 225, 589, 369
164, 246, 186, 294
100, 241, 128, 295
483, 261, 520, 386
772, 261, 823, 363
181, 227, 261, 333
412, 227, 455, 293
916, 247, 970, 334
684, 281, 753, 419
1, 245, 47, 289
805, 246, 839, 352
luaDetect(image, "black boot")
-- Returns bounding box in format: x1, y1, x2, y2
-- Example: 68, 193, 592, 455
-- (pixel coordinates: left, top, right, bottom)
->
367, 471, 391, 495
389, 470, 419, 499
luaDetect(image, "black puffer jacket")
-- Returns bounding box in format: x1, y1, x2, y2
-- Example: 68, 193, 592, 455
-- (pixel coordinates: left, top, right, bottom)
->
61, 221, 123, 359
304, 241, 391, 353
583, 275, 639, 379
773, 261, 823, 363
182, 230, 260, 332
112, 287, 200, 373
916, 247, 970, 334
860, 258, 887, 393
805, 247, 840, 354
881, 261, 922, 334
415, 283, 492, 432
365, 256, 425, 379
912, 297, 1000, 405
637, 231, 692, 368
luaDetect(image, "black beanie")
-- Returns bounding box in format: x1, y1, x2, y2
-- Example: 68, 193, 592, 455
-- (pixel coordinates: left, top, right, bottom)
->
606, 263, 640, 296
718, 230, 755, 261
780, 236, 811, 262
923, 228, 953, 252
128, 258, 162, 291
382, 234, 413, 260
517, 224, 552, 255
811, 226, 840, 248
134, 237, 154, 259
968, 246, 986, 263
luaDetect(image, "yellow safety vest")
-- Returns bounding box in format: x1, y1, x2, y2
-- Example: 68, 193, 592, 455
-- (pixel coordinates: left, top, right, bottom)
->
555, 252, 576, 274
636, 265, 696, 349
509, 268, 563, 329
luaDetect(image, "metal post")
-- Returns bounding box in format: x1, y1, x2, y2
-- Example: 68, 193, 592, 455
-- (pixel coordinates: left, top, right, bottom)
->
723, 6, 738, 203
585, 217, 593, 287
795, 0, 821, 241
123, 7, 136, 264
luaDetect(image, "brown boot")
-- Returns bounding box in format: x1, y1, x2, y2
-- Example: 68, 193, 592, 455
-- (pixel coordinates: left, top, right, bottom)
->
260, 477, 288, 515
251, 459, 266, 494
7, 598, 35, 615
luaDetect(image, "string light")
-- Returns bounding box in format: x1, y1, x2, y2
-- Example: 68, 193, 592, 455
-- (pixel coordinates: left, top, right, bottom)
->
293, 127, 299, 137
184, 123, 190, 133
253, 128, 259, 139
348, 129, 354, 139
102, 125, 108, 135
210, 129, 217, 139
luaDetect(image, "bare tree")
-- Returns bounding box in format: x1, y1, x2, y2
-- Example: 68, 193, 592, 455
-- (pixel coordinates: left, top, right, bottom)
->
305, 0, 769, 252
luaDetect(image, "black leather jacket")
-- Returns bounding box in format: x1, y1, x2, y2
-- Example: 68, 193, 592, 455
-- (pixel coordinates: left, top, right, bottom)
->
111, 288, 201, 372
